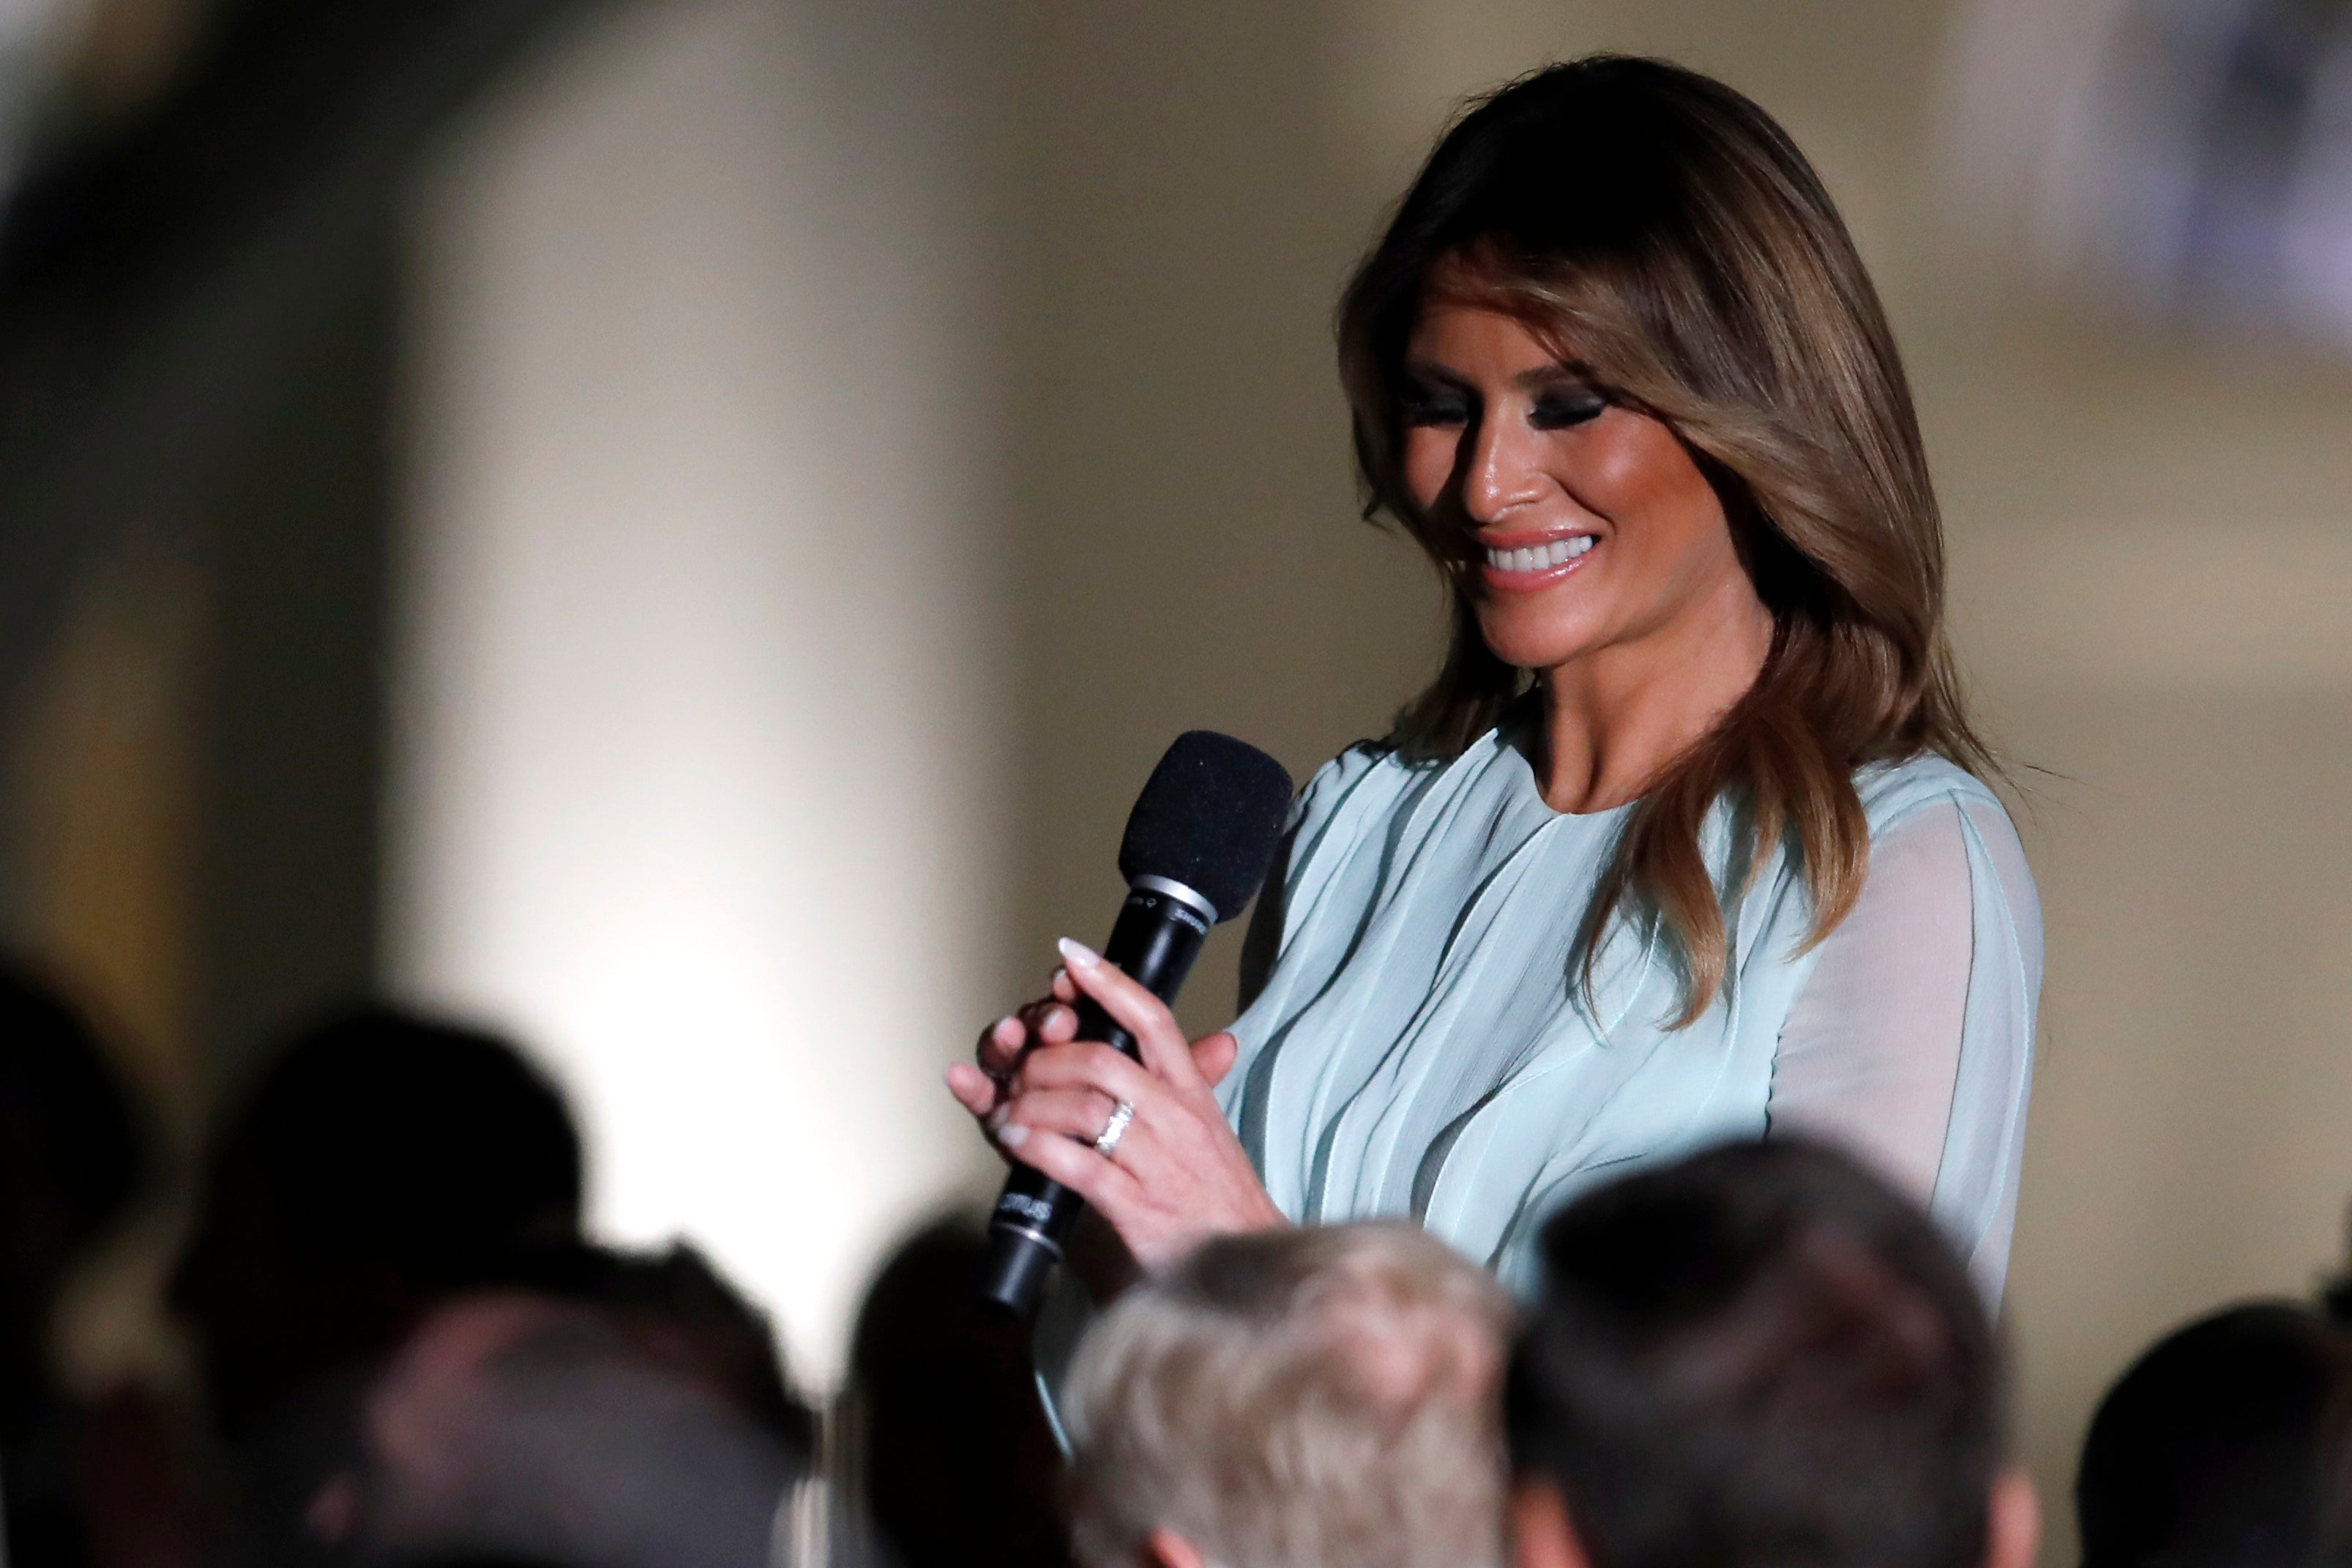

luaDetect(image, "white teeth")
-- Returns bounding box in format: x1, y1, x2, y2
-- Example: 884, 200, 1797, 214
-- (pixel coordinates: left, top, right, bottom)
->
1485, 537, 1597, 572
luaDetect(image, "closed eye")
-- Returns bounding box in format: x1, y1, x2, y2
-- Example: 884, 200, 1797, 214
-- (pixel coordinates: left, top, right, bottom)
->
1401, 384, 1471, 428
1529, 384, 1606, 430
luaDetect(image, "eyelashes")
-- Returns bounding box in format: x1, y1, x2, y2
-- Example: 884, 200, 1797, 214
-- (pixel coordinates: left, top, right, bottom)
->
1530, 390, 1606, 429
1398, 383, 1607, 430
1402, 395, 1471, 428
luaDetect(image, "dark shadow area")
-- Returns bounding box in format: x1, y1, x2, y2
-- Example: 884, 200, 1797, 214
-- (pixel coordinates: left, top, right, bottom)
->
0, 961, 149, 1568
0, 0, 598, 1077
850, 1214, 1072, 1568
154, 1001, 813, 1568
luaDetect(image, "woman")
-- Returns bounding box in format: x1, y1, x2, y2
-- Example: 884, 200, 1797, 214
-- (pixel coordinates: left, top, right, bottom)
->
947, 56, 2039, 1302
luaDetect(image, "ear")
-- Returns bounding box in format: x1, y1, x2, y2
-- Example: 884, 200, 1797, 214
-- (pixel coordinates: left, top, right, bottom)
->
1511, 1478, 1591, 1568
1144, 1526, 1211, 1568
1984, 1467, 2042, 1568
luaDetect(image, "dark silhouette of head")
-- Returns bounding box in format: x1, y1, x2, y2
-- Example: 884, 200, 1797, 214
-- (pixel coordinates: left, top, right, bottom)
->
2078, 1303, 2352, 1568
496, 1238, 816, 1457
1508, 1140, 2013, 1568
0, 961, 143, 1436
171, 1003, 582, 1440
848, 1214, 1070, 1568
338, 1242, 814, 1568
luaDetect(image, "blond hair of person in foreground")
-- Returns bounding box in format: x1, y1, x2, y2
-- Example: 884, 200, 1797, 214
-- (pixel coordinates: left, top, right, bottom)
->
1063, 1220, 1512, 1568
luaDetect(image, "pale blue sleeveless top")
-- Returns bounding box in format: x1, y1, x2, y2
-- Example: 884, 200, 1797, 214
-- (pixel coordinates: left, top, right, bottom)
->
1220, 723, 2039, 1299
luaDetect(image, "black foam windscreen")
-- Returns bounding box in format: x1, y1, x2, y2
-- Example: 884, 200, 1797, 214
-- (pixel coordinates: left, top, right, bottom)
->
1116, 731, 1296, 923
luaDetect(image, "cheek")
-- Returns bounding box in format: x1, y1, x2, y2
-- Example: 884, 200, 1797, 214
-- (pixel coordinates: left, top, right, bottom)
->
1579, 422, 1731, 575
1400, 426, 1458, 513
1575, 417, 1695, 520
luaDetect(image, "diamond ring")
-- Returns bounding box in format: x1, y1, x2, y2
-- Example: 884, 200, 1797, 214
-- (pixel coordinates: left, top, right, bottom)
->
1093, 1098, 1137, 1159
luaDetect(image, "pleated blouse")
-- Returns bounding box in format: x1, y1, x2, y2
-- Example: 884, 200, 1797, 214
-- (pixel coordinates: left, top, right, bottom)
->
1220, 719, 2042, 1302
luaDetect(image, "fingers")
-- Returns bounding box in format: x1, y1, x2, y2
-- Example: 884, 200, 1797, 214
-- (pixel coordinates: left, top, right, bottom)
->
976, 995, 1079, 1079
944, 1061, 998, 1117
1028, 996, 1079, 1042
998, 1115, 1145, 1216
1056, 938, 1202, 1089
975, 1014, 1026, 1078
1015, 1041, 1157, 1108
1004, 1045, 1184, 1185
1015, 998, 1079, 1057
1192, 1031, 1239, 1089
998, 1086, 1120, 1145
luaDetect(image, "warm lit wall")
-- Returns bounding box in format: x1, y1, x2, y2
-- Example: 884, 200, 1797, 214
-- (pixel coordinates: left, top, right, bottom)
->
387, 0, 1012, 1387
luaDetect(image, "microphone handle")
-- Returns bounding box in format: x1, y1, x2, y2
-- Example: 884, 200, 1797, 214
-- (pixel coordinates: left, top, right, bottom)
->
979, 881, 1212, 1317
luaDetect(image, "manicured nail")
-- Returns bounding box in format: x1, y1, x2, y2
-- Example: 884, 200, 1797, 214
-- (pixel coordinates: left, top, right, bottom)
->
1058, 937, 1102, 970
998, 1123, 1030, 1149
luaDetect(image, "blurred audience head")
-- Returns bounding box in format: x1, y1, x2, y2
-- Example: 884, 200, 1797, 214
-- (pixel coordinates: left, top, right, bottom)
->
1064, 1220, 1512, 1568
2077, 1302, 2352, 1568
848, 1213, 1070, 1568
0, 959, 142, 1430
1507, 1140, 2036, 1568
171, 1003, 582, 1440
502, 1239, 815, 1455
323, 1242, 809, 1568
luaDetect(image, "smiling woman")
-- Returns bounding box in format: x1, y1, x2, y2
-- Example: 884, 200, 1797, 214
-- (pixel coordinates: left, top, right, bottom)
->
951, 55, 2042, 1318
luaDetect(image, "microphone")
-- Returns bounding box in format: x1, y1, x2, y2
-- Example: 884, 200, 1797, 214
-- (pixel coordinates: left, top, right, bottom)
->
979, 730, 1295, 1318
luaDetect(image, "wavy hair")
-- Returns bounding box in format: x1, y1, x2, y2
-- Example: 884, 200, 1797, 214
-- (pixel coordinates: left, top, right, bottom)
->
1336, 56, 1997, 1025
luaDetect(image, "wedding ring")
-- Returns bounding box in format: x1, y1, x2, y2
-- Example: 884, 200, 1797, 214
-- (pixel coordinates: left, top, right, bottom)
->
1093, 1098, 1136, 1158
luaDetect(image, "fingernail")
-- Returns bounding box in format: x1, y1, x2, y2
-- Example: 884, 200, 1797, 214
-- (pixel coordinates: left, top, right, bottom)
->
998, 1124, 1030, 1149
1058, 937, 1102, 969
992, 1015, 1020, 1041
985, 1105, 1009, 1132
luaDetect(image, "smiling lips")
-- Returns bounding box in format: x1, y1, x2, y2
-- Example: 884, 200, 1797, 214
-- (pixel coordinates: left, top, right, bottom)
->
1479, 532, 1597, 589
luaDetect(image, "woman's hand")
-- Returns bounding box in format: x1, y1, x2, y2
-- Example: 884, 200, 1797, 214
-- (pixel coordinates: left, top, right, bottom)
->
946, 964, 1086, 1151
944, 938, 1285, 1273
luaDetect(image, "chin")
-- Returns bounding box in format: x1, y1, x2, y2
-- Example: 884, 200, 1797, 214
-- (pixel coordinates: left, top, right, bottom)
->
1474, 605, 1602, 672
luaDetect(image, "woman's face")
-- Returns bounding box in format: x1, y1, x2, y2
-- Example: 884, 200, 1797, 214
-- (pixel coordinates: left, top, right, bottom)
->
1400, 301, 1759, 676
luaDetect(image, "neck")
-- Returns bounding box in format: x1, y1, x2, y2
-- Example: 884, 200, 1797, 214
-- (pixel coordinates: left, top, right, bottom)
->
1534, 578, 1774, 814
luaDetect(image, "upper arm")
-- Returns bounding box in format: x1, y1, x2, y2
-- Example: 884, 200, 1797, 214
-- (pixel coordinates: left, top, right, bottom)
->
1768, 802, 1975, 1204
1769, 790, 2042, 1301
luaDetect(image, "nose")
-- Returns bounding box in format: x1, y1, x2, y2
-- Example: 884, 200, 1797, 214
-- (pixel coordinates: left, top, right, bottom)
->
1460, 407, 1546, 526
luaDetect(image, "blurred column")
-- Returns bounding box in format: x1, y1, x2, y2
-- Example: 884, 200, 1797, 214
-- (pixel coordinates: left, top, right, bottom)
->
387, 0, 1011, 1386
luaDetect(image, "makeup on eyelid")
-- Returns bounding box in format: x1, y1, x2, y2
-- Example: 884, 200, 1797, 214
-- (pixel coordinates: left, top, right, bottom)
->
1401, 371, 1605, 432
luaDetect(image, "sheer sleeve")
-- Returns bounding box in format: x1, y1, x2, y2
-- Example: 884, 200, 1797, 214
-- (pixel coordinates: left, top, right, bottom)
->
1769, 796, 2040, 1302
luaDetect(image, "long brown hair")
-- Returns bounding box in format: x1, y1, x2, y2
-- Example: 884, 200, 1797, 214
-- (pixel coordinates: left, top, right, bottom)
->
1336, 56, 1996, 1026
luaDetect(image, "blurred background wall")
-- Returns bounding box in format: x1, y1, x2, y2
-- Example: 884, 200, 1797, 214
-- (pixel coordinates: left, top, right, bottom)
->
387, 0, 1014, 1389
4, 0, 2352, 1549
